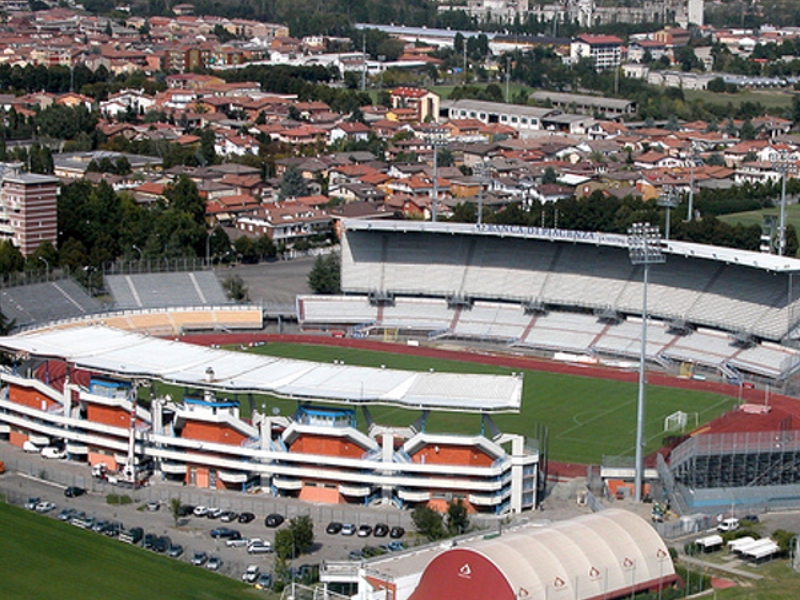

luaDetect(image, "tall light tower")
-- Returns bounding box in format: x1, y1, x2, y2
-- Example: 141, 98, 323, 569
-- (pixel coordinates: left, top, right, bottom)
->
657, 186, 679, 241
627, 222, 665, 502
686, 143, 698, 222
426, 127, 448, 223
473, 161, 489, 226
777, 150, 795, 256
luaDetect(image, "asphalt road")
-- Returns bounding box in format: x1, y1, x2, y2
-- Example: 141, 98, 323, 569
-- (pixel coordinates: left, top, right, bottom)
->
217, 257, 316, 308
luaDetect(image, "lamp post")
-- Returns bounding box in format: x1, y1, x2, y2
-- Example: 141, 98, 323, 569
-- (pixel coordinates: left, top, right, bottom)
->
426, 127, 448, 223
132, 244, 143, 260
473, 161, 489, 226
627, 223, 665, 502
686, 143, 698, 222
39, 256, 49, 272
776, 150, 795, 256
657, 186, 679, 241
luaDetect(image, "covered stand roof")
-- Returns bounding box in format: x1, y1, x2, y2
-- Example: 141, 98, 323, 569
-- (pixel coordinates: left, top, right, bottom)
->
408, 509, 676, 600
0, 326, 522, 413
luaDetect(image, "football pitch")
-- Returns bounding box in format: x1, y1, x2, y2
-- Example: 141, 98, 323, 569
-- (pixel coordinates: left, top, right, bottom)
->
243, 343, 737, 465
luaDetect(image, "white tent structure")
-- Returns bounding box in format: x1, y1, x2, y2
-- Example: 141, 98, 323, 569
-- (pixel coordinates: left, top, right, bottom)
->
0, 325, 523, 413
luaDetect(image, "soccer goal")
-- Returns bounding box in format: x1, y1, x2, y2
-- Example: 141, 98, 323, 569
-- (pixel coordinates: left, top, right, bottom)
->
664, 410, 689, 433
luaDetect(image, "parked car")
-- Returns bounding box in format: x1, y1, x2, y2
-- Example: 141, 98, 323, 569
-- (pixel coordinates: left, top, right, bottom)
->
247, 541, 273, 554
717, 517, 740, 532
220, 511, 238, 523
35, 500, 56, 513
104, 522, 124, 537
143, 533, 157, 550
238, 512, 256, 524
357, 524, 373, 537
120, 527, 143, 545
193, 506, 208, 517
152, 536, 170, 553
191, 551, 208, 566
64, 486, 86, 498
206, 555, 222, 571
389, 526, 405, 539
742, 514, 760, 524
254, 572, 273, 590
24, 497, 40, 510
92, 519, 110, 533
206, 507, 224, 519
57, 507, 76, 521
373, 523, 389, 537
326, 521, 343, 535
22, 441, 40, 453
167, 543, 184, 558
41, 446, 66, 459
264, 513, 285, 528
341, 523, 355, 536
242, 565, 260, 583
388, 541, 405, 552
146, 501, 160, 512
210, 527, 240, 540
226, 537, 250, 548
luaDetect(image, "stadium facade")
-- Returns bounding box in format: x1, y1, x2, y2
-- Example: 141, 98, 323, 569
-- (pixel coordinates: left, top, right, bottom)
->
0, 326, 539, 514
304, 219, 800, 513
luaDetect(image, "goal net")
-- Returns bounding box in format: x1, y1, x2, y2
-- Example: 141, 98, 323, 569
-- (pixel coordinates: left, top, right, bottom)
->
664, 410, 689, 433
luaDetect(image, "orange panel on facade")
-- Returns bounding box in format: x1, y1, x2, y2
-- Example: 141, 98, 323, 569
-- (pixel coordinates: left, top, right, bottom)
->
299, 485, 345, 504
9, 430, 28, 447
412, 444, 493, 467
182, 421, 247, 445
8, 384, 56, 411
88, 451, 119, 471
290, 434, 366, 458
196, 467, 210, 488
87, 404, 130, 427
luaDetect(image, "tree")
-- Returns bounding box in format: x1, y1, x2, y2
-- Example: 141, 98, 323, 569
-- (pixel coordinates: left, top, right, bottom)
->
222, 273, 249, 301
169, 497, 182, 527
308, 252, 340, 294
412, 505, 446, 541
279, 164, 309, 200
542, 166, 558, 185
446, 499, 470, 536
164, 175, 205, 225
274, 515, 315, 560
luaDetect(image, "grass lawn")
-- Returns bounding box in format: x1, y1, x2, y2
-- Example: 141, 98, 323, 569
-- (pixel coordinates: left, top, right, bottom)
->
236, 343, 737, 464
430, 82, 531, 102
0, 503, 267, 600
717, 203, 800, 234
684, 89, 795, 112
686, 557, 800, 600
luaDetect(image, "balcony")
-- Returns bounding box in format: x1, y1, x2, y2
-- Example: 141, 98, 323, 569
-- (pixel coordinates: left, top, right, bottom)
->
273, 476, 303, 491
468, 490, 510, 506
338, 483, 372, 497
218, 469, 250, 484
29, 434, 50, 446
161, 461, 187, 474
397, 488, 430, 502
66, 441, 88, 454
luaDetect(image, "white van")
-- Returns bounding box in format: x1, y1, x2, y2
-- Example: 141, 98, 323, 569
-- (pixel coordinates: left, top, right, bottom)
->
717, 517, 740, 532
41, 447, 66, 459
22, 440, 40, 453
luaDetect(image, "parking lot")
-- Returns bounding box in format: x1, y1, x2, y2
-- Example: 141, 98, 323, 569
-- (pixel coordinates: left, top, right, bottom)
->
0, 443, 425, 584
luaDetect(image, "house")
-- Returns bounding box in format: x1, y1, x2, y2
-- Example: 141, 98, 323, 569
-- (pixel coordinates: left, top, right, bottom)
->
236, 200, 332, 247
214, 133, 260, 157
329, 121, 371, 145
389, 87, 440, 123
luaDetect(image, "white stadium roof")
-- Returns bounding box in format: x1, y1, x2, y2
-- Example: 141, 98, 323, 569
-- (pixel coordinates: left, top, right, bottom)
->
344, 219, 800, 273
0, 326, 522, 413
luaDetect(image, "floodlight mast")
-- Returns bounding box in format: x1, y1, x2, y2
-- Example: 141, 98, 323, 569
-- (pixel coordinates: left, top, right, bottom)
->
627, 223, 665, 502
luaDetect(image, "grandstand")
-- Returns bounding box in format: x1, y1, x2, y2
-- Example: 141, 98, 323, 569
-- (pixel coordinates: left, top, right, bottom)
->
298, 220, 800, 384
0, 279, 102, 328
105, 271, 228, 310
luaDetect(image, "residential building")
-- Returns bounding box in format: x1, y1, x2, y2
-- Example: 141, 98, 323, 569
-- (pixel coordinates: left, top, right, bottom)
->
0, 168, 59, 256
570, 34, 623, 70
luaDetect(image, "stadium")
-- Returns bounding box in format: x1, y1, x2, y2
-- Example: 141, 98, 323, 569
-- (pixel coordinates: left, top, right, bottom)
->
2, 220, 800, 516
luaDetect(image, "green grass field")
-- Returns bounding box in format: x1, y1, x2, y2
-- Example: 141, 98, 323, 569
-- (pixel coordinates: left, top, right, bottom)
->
237, 343, 737, 464
684, 89, 795, 112
0, 503, 263, 600
717, 203, 800, 235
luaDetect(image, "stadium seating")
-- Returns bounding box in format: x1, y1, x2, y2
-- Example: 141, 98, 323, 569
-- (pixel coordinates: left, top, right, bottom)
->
0, 280, 102, 328
105, 271, 228, 309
